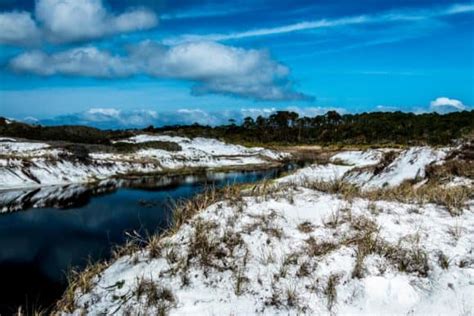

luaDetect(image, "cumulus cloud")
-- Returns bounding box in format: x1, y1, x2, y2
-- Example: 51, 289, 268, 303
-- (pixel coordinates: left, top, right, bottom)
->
0, 0, 158, 45
0, 12, 41, 46
430, 97, 466, 111
10, 47, 135, 77
10, 41, 310, 101
35, 0, 157, 42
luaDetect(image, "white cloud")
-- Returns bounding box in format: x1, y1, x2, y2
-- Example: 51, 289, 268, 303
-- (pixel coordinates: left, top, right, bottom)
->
36, 0, 157, 42
240, 108, 277, 118
375, 105, 400, 112
39, 108, 236, 128
166, 16, 368, 44
10, 41, 310, 101
165, 3, 474, 44
131, 41, 308, 100
64, 108, 159, 127
0, 0, 158, 45
10, 47, 136, 77
0, 12, 41, 46
285, 106, 347, 117
430, 97, 467, 112
84, 108, 122, 121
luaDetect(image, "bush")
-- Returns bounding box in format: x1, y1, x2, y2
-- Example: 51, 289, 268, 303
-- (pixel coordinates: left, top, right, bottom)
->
112, 141, 182, 153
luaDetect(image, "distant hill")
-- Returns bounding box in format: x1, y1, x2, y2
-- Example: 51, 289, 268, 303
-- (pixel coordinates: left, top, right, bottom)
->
0, 117, 133, 144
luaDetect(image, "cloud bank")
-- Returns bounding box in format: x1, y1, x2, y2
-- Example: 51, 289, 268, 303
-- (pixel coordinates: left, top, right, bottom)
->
430, 97, 468, 113
16, 101, 469, 129
31, 106, 342, 129
0, 0, 158, 45
10, 41, 310, 101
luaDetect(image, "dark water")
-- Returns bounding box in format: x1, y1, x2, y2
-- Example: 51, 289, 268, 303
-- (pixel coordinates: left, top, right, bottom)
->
0, 165, 298, 314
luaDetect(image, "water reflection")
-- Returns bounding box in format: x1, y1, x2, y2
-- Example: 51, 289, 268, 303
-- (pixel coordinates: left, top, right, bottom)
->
0, 166, 296, 313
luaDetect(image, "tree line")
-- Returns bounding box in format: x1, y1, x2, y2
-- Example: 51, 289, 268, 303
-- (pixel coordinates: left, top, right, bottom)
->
152, 110, 474, 145
1, 110, 473, 146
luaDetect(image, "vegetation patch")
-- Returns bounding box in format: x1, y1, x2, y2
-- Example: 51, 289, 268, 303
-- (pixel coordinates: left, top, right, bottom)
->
112, 141, 182, 153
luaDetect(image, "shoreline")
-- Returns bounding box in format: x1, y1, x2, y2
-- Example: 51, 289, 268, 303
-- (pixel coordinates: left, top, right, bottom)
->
0, 134, 292, 191
0, 160, 291, 192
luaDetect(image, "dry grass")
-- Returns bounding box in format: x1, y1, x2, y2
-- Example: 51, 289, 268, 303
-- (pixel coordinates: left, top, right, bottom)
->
54, 152, 470, 313
285, 285, 300, 308
305, 237, 339, 257
324, 274, 340, 312
304, 178, 359, 201
437, 252, 450, 270
351, 228, 379, 279
297, 221, 315, 233
56, 260, 108, 313
55, 184, 243, 314
135, 277, 176, 314
426, 143, 474, 179
15, 306, 49, 316
301, 177, 471, 216
188, 219, 220, 268
234, 267, 249, 296
362, 181, 471, 216
447, 221, 464, 241
170, 187, 219, 232
296, 260, 312, 278
244, 210, 283, 239
373, 151, 399, 175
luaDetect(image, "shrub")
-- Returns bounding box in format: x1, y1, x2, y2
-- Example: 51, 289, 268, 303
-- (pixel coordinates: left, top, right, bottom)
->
113, 141, 182, 153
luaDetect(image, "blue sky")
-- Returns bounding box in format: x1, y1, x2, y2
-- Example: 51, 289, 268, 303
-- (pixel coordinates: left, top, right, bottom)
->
0, 0, 473, 127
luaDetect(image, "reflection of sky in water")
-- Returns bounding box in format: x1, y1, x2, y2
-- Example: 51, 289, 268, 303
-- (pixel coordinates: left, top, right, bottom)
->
0, 167, 289, 313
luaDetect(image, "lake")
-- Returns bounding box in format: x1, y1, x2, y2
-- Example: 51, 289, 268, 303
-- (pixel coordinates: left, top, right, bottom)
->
0, 165, 300, 314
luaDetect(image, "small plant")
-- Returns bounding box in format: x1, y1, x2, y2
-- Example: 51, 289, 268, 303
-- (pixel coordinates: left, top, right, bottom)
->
113, 140, 182, 153
351, 226, 378, 279
368, 202, 382, 215
437, 252, 450, 270
258, 246, 276, 265
379, 241, 430, 277
188, 219, 219, 268
323, 210, 342, 229
264, 284, 283, 309
447, 221, 464, 241
305, 179, 359, 200
305, 237, 338, 257
350, 215, 378, 233
56, 260, 108, 313
135, 278, 176, 313
297, 221, 315, 233
296, 260, 312, 278
283, 252, 300, 266
147, 234, 162, 259
285, 285, 300, 308
234, 267, 249, 296
324, 274, 340, 312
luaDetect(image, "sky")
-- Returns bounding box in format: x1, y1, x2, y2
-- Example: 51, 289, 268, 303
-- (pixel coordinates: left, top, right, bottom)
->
0, 0, 473, 128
